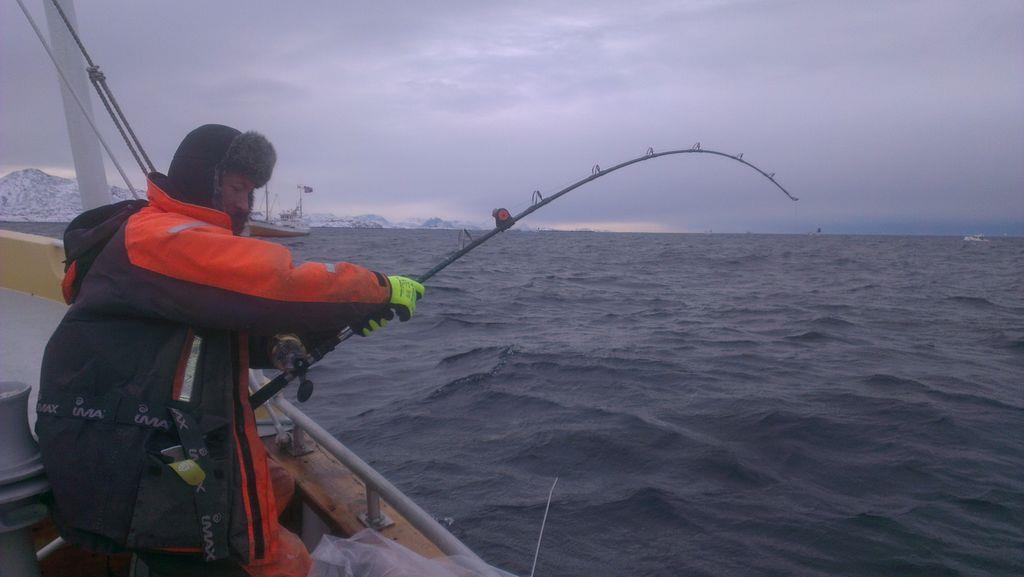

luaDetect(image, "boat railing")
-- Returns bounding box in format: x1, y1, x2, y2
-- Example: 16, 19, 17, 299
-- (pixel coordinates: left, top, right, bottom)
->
269, 397, 482, 562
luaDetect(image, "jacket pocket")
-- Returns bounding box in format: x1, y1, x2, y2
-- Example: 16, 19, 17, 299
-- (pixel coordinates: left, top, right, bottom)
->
37, 417, 112, 535
125, 452, 199, 550
126, 449, 231, 551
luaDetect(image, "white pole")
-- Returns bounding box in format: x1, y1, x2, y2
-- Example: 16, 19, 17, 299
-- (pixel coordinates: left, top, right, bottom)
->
41, 0, 111, 210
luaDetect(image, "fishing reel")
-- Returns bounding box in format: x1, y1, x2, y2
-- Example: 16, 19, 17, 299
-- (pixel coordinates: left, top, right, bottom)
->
251, 332, 346, 409
293, 357, 315, 403
270, 335, 317, 402
492, 208, 515, 230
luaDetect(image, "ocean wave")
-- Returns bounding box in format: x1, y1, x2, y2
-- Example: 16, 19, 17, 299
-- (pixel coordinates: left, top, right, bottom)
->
785, 330, 837, 342
580, 486, 692, 527
947, 295, 998, 307
809, 315, 857, 328
976, 328, 1024, 351
861, 374, 1023, 411
863, 373, 928, 389
505, 427, 682, 475
430, 316, 510, 329
697, 338, 760, 348
781, 329, 868, 345
952, 493, 1019, 524
438, 344, 518, 366
695, 445, 781, 489
426, 373, 492, 400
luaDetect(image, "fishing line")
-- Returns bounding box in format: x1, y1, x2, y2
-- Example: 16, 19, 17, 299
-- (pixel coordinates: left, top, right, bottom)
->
529, 476, 559, 577
251, 146, 796, 407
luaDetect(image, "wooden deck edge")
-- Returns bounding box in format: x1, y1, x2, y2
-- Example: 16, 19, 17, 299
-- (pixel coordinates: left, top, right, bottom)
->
262, 437, 446, 559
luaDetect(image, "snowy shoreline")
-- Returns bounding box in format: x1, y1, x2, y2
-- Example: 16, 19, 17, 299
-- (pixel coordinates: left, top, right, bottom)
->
0, 168, 488, 230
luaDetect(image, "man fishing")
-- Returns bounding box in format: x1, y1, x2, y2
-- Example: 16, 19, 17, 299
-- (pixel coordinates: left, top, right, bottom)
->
35, 123, 424, 576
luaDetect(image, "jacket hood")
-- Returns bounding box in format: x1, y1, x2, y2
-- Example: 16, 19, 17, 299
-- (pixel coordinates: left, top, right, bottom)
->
166, 124, 276, 210
61, 198, 148, 303
63, 199, 149, 269
147, 173, 233, 229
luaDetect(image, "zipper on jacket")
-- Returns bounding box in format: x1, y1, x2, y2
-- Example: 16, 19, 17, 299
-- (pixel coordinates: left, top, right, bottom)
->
231, 344, 266, 559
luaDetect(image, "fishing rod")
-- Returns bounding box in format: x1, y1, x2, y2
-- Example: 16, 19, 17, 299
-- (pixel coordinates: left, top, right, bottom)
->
250, 145, 796, 408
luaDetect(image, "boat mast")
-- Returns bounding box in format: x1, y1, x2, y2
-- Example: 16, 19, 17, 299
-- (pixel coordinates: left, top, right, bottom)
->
41, 0, 110, 210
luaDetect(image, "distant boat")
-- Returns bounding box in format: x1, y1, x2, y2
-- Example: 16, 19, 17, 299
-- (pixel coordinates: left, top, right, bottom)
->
246, 184, 310, 238
246, 218, 309, 238
963, 234, 989, 242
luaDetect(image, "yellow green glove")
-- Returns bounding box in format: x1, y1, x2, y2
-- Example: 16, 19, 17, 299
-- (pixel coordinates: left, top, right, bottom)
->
352, 275, 425, 337
387, 275, 425, 321
353, 308, 393, 337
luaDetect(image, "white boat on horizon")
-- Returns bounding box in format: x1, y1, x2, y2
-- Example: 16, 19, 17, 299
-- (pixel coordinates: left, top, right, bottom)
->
246, 213, 310, 238
246, 185, 311, 238
963, 234, 989, 242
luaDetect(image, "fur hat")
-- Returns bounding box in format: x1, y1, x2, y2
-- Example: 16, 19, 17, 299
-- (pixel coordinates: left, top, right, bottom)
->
216, 130, 276, 188
167, 124, 276, 209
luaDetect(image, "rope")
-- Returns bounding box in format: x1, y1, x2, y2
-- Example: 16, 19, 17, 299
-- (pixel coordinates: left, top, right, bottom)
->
44, 0, 94, 66
47, 0, 155, 174
88, 67, 147, 175
97, 74, 155, 172
14, 0, 138, 198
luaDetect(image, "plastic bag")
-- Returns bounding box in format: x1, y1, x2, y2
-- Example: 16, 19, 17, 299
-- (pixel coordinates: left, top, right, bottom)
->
308, 529, 519, 577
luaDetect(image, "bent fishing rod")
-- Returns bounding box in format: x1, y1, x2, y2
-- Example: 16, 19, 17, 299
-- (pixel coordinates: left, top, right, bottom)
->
250, 145, 797, 408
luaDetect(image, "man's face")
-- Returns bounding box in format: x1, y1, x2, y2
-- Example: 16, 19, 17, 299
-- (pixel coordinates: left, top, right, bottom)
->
218, 171, 256, 234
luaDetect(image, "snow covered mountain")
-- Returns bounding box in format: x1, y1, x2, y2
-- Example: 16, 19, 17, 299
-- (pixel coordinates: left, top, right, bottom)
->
394, 216, 488, 230
0, 169, 487, 229
0, 168, 135, 222
304, 213, 386, 228
278, 212, 487, 230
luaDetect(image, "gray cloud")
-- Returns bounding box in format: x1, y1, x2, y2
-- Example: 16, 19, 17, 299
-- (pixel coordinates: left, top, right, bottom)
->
2, 0, 1021, 233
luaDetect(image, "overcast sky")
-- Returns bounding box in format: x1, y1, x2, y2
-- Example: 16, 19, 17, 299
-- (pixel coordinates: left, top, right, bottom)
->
2, 0, 1022, 233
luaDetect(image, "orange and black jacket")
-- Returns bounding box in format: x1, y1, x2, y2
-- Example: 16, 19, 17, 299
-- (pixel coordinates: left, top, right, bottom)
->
36, 174, 390, 563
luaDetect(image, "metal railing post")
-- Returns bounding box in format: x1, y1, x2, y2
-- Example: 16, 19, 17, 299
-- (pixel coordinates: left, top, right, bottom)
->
287, 425, 314, 457
359, 485, 394, 530
35, 536, 65, 561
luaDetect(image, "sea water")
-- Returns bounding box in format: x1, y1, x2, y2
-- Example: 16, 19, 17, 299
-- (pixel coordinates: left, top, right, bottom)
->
292, 229, 1023, 577
12, 224, 1023, 576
